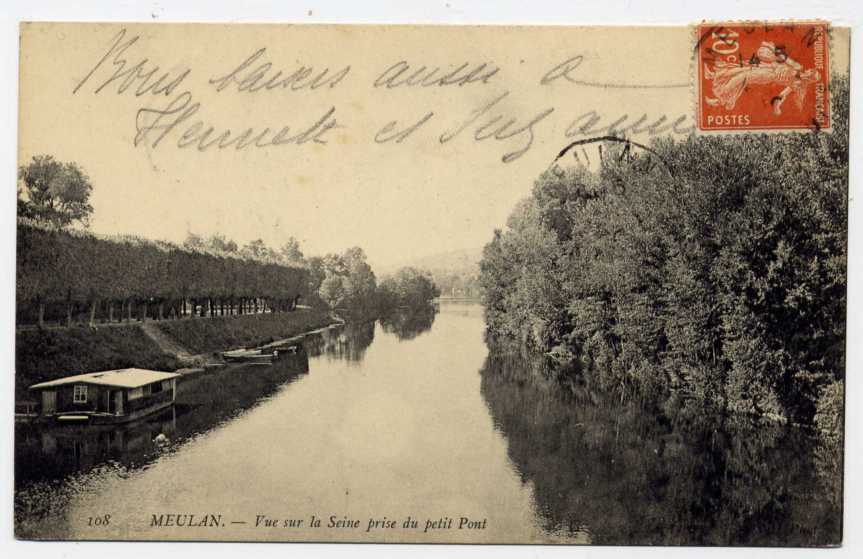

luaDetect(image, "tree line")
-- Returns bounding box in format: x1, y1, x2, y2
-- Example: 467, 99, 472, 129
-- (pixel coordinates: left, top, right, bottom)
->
17, 220, 442, 328
16, 221, 311, 328
182, 235, 440, 317
16, 159, 442, 328
480, 78, 848, 425
17, 151, 441, 328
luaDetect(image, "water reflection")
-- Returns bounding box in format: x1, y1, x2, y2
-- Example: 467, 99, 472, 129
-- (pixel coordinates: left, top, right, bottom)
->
303, 321, 375, 362
15, 320, 392, 538
379, 306, 438, 340
16, 350, 311, 489
479, 345, 842, 546
15, 345, 317, 537
14, 306, 842, 545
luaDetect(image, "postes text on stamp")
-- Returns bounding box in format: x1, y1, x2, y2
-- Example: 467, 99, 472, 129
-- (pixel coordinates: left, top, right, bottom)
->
697, 22, 830, 131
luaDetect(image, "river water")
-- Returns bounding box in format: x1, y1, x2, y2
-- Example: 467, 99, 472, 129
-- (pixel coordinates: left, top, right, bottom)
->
14, 303, 841, 545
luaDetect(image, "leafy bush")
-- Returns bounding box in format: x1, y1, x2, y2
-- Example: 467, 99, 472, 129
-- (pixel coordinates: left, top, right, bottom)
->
480, 78, 849, 422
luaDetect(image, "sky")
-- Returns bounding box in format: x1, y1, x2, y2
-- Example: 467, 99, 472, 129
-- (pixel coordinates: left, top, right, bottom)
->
17, 23, 850, 269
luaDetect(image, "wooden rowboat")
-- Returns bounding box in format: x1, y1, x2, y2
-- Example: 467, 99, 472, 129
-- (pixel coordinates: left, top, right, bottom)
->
221, 349, 276, 364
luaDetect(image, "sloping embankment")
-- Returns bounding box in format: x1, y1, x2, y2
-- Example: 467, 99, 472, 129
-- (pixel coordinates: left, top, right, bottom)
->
15, 326, 183, 400
150, 309, 334, 354
15, 309, 334, 400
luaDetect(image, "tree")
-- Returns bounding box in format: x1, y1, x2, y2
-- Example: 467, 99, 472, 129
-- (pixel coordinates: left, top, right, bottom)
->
312, 248, 378, 313
279, 237, 305, 265
184, 232, 239, 255
306, 256, 327, 293
18, 155, 94, 228
17, 223, 311, 326
319, 273, 346, 308
208, 233, 238, 253
183, 232, 206, 251
240, 238, 278, 262
378, 267, 440, 311
478, 77, 849, 423
340, 247, 377, 310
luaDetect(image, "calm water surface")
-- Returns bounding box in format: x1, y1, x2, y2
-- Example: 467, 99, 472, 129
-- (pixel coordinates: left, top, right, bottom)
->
15, 303, 840, 544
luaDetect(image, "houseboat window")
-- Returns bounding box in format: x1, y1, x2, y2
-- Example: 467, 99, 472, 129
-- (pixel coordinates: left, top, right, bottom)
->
128, 387, 144, 400
152, 382, 163, 393
161, 380, 171, 391
143, 384, 152, 397
73, 385, 87, 403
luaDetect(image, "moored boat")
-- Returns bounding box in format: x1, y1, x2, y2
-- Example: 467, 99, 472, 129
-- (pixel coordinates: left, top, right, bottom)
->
221, 348, 277, 364
29, 368, 180, 425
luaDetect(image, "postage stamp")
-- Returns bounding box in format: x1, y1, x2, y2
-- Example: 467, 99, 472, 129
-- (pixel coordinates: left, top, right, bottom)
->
696, 22, 830, 131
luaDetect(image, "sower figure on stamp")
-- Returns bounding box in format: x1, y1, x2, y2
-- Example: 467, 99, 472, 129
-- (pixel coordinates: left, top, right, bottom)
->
704, 41, 821, 115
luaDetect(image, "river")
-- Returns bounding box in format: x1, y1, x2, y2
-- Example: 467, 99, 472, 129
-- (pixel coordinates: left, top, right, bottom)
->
14, 303, 841, 545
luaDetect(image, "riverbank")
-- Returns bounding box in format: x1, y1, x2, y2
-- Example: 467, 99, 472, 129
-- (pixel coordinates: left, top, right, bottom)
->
15, 309, 334, 400
150, 308, 333, 354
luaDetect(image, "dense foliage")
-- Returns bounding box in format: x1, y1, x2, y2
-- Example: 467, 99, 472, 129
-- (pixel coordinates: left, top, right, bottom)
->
307, 247, 379, 316
18, 155, 94, 228
377, 267, 441, 311
17, 220, 310, 326
480, 79, 848, 423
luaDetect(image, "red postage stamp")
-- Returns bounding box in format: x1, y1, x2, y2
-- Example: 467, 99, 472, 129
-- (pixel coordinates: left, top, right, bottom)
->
697, 22, 830, 132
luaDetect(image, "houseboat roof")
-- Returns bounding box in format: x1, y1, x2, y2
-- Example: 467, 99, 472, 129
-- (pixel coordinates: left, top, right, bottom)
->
29, 368, 180, 390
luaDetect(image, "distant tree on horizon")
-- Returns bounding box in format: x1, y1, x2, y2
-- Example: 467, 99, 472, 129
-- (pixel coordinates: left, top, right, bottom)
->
279, 237, 305, 265
18, 155, 93, 228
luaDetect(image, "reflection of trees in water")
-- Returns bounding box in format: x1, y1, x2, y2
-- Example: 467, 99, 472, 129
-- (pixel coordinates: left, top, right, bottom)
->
14, 352, 311, 537
15, 352, 311, 490
303, 321, 375, 363
813, 430, 843, 511
479, 346, 842, 546
17, 322, 381, 500
379, 306, 437, 340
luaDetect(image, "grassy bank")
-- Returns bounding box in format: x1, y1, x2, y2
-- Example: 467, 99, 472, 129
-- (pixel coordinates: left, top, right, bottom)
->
151, 308, 334, 354
15, 326, 182, 400
15, 309, 335, 400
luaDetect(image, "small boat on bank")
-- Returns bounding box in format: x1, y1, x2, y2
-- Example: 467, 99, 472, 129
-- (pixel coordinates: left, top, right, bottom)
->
221, 349, 276, 364
28, 368, 180, 425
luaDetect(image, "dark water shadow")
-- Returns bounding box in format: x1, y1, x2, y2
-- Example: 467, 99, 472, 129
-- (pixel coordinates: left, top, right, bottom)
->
379, 306, 438, 341
301, 321, 375, 363
15, 350, 311, 491
479, 345, 842, 546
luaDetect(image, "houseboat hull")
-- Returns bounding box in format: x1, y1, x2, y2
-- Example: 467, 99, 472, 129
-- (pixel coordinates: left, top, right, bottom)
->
50, 399, 176, 425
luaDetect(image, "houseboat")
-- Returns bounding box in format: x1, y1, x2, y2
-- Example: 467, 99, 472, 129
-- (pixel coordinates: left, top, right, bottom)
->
29, 368, 180, 425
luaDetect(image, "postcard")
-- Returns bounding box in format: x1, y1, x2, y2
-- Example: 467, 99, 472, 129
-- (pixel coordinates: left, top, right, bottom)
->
13, 21, 849, 545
